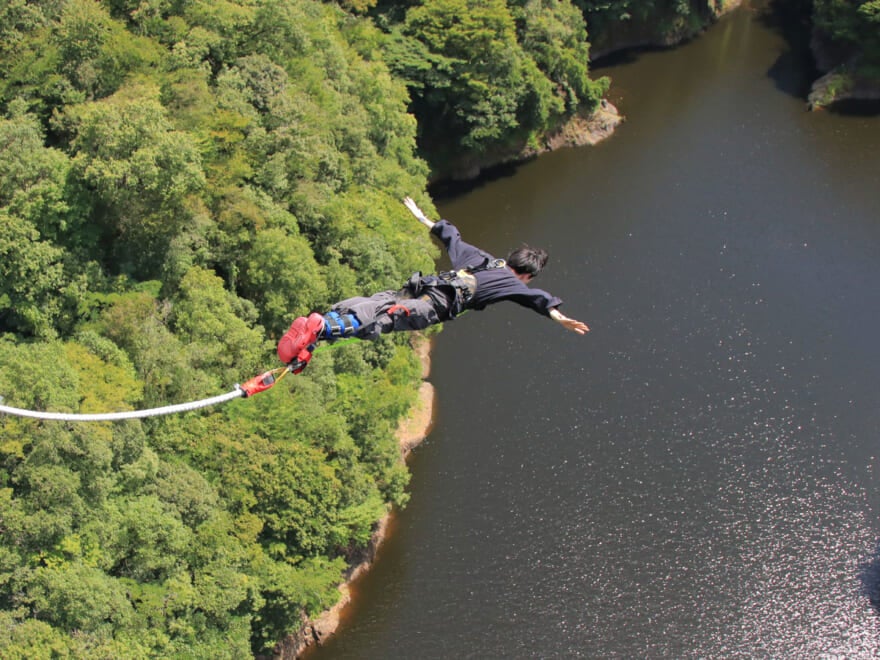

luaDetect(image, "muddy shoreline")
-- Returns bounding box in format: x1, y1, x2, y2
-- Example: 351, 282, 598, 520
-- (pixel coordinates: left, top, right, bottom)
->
276, 65, 627, 660
275, 335, 436, 659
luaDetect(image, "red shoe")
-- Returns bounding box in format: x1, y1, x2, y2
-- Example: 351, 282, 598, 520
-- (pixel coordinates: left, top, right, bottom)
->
277, 313, 325, 365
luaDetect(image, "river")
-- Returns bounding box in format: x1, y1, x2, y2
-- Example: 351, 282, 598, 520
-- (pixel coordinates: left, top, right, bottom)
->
309, 2, 880, 657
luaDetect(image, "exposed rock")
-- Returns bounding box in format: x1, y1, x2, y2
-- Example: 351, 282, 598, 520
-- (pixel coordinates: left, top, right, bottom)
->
808, 67, 880, 109
540, 100, 623, 151
808, 29, 880, 109
590, 0, 745, 61
440, 100, 623, 182
272, 599, 351, 660
274, 335, 434, 659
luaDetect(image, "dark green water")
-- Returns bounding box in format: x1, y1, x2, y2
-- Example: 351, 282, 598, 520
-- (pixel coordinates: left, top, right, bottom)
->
310, 4, 880, 658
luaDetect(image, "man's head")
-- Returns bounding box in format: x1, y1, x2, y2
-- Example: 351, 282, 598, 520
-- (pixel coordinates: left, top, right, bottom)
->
507, 245, 549, 280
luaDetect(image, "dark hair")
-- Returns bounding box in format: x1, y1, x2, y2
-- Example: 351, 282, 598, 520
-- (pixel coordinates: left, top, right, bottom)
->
506, 245, 549, 278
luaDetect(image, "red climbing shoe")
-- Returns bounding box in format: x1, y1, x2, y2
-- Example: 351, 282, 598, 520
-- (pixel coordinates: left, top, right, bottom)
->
277, 313, 325, 365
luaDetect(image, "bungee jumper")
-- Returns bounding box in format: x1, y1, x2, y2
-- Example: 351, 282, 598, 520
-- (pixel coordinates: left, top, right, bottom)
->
0, 197, 588, 421
277, 197, 590, 371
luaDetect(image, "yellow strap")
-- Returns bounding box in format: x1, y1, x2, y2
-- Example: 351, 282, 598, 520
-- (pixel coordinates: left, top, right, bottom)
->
272, 366, 292, 384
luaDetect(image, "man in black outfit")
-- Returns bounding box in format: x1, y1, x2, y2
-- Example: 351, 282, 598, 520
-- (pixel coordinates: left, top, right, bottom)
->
277, 197, 589, 371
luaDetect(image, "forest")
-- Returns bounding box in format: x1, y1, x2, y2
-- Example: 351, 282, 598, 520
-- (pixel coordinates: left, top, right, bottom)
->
0, 0, 876, 658
0, 0, 607, 657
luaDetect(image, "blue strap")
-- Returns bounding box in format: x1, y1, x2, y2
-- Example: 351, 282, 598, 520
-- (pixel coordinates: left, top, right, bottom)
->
324, 311, 360, 338
324, 311, 342, 338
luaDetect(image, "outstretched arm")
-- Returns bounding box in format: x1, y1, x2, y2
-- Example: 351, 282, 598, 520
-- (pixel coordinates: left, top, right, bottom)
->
550, 308, 590, 335
403, 196, 435, 229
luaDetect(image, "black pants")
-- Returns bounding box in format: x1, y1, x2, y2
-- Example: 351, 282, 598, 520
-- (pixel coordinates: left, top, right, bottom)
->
331, 284, 454, 341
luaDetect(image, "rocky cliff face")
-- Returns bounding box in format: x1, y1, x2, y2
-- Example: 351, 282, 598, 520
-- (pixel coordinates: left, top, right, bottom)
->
807, 28, 880, 109
588, 0, 745, 61
434, 99, 623, 183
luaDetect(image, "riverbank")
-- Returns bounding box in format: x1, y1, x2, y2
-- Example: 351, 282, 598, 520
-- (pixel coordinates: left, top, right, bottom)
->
276, 335, 436, 659
538, 99, 623, 153
275, 55, 629, 660
276, 3, 880, 656
277, 86, 624, 660
807, 30, 880, 109
437, 100, 623, 182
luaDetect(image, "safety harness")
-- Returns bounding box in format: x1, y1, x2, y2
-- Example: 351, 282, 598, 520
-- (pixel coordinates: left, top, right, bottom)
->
426, 258, 507, 318
318, 258, 510, 338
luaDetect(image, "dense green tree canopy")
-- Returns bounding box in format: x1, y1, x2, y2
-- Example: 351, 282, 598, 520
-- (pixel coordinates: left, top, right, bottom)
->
813, 0, 880, 67
380, 0, 608, 169
0, 1, 437, 655
0, 0, 613, 656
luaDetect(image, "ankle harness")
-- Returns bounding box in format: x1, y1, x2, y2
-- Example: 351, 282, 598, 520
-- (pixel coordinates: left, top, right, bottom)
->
323, 311, 361, 339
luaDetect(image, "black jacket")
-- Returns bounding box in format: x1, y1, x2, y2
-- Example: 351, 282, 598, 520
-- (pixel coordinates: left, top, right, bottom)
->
430, 219, 562, 316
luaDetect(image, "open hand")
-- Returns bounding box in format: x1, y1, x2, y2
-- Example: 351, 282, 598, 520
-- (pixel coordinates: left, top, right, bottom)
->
403, 196, 434, 228
550, 308, 590, 335
561, 318, 590, 335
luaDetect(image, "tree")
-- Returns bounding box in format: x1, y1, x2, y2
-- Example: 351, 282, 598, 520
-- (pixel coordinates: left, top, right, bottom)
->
0, 106, 74, 242
0, 2, 49, 64
399, 0, 543, 152
514, 0, 600, 112
59, 82, 206, 278
96, 291, 216, 406
0, 213, 66, 338
813, 0, 880, 64
24, 562, 134, 631
169, 266, 271, 386
239, 227, 329, 334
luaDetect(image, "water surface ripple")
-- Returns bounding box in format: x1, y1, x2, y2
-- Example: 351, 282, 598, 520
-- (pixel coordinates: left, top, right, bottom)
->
310, 4, 880, 658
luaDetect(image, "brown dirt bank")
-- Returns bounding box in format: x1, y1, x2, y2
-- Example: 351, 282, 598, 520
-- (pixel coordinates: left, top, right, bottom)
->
589, 0, 746, 61
274, 335, 435, 660
438, 100, 623, 182
275, 99, 622, 660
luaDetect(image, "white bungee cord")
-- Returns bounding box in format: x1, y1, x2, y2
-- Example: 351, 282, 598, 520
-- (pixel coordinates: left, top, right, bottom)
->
0, 365, 297, 422
0, 387, 245, 422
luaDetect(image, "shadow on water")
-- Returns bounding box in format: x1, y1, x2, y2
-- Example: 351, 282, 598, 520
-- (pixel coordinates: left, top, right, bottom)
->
859, 542, 880, 615
428, 158, 530, 200
758, 1, 819, 99
430, 40, 682, 201
759, 0, 880, 115
827, 98, 880, 117
590, 45, 674, 73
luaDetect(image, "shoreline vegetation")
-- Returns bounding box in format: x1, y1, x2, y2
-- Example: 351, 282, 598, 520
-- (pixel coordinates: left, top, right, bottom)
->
278, 0, 880, 655
438, 99, 624, 183
280, 101, 623, 658
0, 1, 877, 658
279, 335, 435, 659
